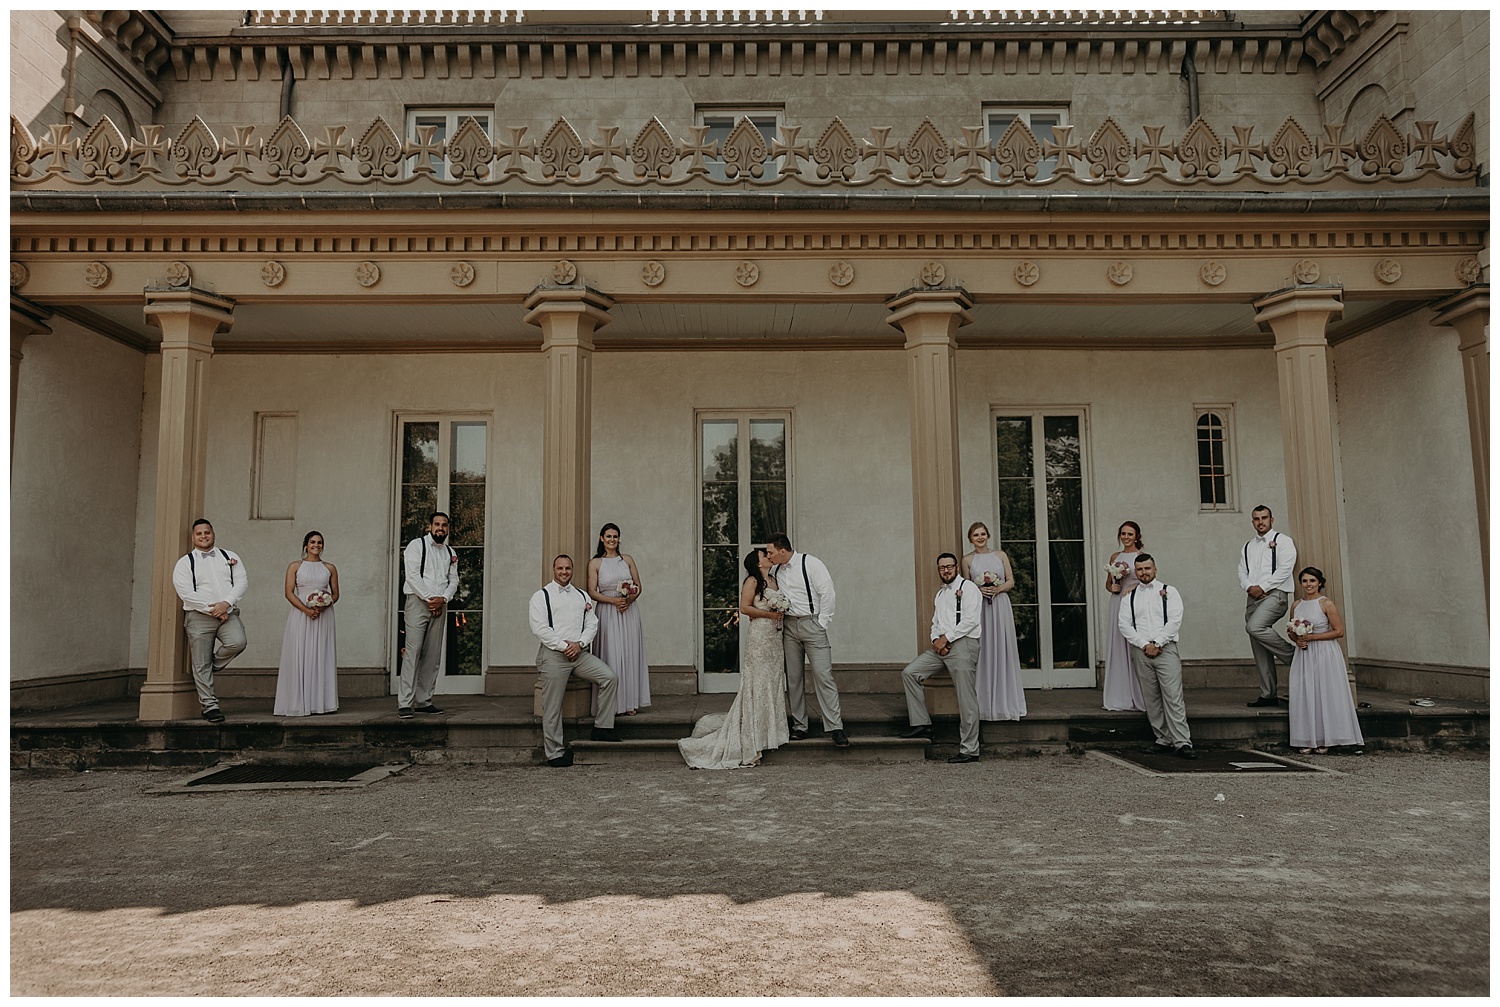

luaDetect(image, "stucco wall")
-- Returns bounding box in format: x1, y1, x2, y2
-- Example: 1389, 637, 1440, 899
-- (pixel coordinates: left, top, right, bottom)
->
957, 345, 1288, 665
10, 10, 71, 130
1333, 315, 1487, 668
11, 318, 145, 680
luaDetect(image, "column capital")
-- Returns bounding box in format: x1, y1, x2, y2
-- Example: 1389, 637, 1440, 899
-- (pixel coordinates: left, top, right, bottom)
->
521, 285, 615, 343
885, 287, 975, 331
11, 293, 53, 338
1431, 284, 1489, 351
142, 286, 235, 348
1253, 285, 1343, 351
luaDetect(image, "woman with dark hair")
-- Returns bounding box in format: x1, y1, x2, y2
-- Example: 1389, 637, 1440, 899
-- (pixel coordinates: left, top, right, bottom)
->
1286, 566, 1364, 754
679, 548, 791, 769
586, 523, 650, 716
1101, 520, 1147, 712
273, 530, 339, 716
961, 521, 1025, 720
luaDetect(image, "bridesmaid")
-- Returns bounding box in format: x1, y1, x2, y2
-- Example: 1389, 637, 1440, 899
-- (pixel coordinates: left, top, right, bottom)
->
587, 522, 650, 716
961, 521, 1026, 721
1101, 520, 1148, 712
1287, 566, 1364, 754
273, 530, 339, 717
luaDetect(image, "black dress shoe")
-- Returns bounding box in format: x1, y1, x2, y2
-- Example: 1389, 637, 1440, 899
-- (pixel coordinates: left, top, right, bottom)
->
1147, 743, 1174, 755
899, 725, 934, 739
413, 704, 445, 715
947, 753, 979, 764
788, 729, 809, 741
830, 730, 850, 748
547, 751, 574, 767
202, 707, 225, 723
1247, 696, 1280, 707
397, 707, 414, 719
1176, 745, 1199, 760
590, 727, 622, 742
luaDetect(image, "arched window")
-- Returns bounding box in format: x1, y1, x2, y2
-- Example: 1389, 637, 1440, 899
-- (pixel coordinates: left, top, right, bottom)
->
1195, 407, 1235, 510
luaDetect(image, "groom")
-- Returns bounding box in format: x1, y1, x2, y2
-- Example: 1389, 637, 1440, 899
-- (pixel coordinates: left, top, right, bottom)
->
765, 533, 848, 747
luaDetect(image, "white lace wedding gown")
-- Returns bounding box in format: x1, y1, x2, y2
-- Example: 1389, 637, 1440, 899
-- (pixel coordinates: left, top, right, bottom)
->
679, 596, 790, 769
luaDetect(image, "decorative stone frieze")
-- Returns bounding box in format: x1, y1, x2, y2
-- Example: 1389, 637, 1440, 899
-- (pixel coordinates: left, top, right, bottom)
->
1374, 259, 1402, 284
1199, 261, 1227, 286
734, 261, 760, 287
354, 261, 381, 287
450, 262, 475, 287
10, 112, 1479, 191
640, 261, 666, 287
84, 262, 111, 288
260, 261, 286, 287
1106, 261, 1134, 286
828, 261, 854, 287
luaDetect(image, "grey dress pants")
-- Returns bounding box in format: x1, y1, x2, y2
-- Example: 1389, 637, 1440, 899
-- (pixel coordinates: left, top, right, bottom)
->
901, 637, 981, 756
782, 614, 842, 732
1130, 641, 1191, 748
1245, 590, 1295, 699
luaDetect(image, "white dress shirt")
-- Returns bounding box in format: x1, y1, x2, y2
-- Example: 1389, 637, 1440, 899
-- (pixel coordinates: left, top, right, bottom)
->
930, 577, 982, 644
529, 581, 599, 651
771, 552, 836, 629
172, 547, 248, 614
403, 534, 459, 602
1118, 581, 1184, 650
1237, 530, 1297, 594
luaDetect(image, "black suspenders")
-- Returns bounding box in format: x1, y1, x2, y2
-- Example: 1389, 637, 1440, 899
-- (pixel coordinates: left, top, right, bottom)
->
1129, 586, 1169, 629
1243, 534, 1278, 577
542, 586, 587, 634
418, 537, 448, 578
187, 548, 233, 592
801, 556, 815, 616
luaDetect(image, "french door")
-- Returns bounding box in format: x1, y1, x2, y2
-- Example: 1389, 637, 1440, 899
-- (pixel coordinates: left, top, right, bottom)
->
390, 416, 489, 695
697, 413, 789, 693
994, 410, 1096, 688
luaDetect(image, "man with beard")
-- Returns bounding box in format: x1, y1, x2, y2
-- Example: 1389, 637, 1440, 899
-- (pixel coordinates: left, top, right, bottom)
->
898, 553, 984, 763
398, 511, 459, 719
170, 518, 248, 723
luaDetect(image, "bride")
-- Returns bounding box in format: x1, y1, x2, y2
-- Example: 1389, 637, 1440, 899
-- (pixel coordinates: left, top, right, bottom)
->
679, 548, 791, 769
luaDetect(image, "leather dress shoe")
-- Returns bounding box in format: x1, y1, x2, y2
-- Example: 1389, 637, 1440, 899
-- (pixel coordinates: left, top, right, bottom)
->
547, 751, 574, 768
413, 704, 445, 715
590, 727, 622, 742
1246, 696, 1280, 707
788, 729, 809, 741
830, 730, 850, 748
1147, 743, 1175, 755
396, 707, 414, 719
1176, 745, 1199, 760
947, 753, 979, 764
202, 707, 225, 723
899, 725, 934, 739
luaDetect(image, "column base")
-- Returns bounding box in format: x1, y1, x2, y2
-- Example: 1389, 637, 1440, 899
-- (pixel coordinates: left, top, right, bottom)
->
137, 681, 203, 722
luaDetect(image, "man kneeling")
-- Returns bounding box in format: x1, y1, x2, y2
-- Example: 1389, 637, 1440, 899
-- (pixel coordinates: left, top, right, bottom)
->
899, 553, 984, 764
530, 555, 621, 767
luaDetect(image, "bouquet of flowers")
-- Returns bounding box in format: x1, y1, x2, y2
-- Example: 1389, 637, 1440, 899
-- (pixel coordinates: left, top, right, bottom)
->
1288, 617, 1314, 638
618, 579, 639, 598
307, 590, 333, 608
762, 588, 791, 613
980, 570, 996, 602
1106, 559, 1131, 582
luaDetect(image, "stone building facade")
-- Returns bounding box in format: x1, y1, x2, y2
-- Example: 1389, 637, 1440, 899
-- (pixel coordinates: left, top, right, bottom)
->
9, 9, 1489, 717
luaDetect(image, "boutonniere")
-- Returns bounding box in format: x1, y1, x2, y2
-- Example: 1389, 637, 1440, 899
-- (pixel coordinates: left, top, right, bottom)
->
1158, 587, 1168, 599
449, 553, 458, 564
226, 556, 238, 567
954, 587, 964, 600
584, 600, 593, 612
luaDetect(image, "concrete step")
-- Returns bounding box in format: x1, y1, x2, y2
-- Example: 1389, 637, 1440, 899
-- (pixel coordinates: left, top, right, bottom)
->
572, 736, 930, 765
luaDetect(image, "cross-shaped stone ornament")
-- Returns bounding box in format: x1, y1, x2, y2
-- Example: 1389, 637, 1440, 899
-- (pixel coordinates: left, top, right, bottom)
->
313, 126, 352, 176
949, 126, 992, 176
36, 124, 77, 174
405, 124, 443, 175
1041, 125, 1083, 177
218, 125, 260, 174
677, 126, 718, 176
861, 126, 901, 176
588, 126, 628, 178
1226, 125, 1265, 175
770, 125, 810, 178
128, 125, 170, 175
1134, 125, 1173, 176
1407, 121, 1448, 171
495, 126, 535, 176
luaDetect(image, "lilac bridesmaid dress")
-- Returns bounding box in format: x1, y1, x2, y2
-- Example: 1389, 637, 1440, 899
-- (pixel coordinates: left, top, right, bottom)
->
1102, 551, 1147, 711
1288, 598, 1364, 749
970, 551, 1026, 721
591, 555, 651, 714
273, 560, 339, 716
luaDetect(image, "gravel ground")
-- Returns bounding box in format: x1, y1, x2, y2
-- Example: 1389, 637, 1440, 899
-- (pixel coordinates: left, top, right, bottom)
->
10, 750, 1488, 996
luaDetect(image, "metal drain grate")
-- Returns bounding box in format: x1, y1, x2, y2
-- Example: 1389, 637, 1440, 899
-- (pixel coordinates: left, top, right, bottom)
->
186, 763, 382, 786
1098, 748, 1327, 775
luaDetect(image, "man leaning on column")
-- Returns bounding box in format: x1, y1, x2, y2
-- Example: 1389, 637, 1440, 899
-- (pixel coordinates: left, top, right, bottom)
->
170, 519, 248, 723
1238, 504, 1297, 707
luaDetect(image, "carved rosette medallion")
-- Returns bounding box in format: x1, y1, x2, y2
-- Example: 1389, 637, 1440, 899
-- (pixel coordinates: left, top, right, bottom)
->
1106, 261, 1134, 286
734, 261, 760, 287
641, 261, 665, 287
1374, 258, 1402, 285
260, 261, 286, 287
1198, 261, 1227, 286
828, 261, 854, 287
1456, 257, 1483, 285
1013, 261, 1040, 287
355, 261, 381, 287
11, 262, 29, 288
84, 261, 111, 288
551, 260, 578, 284
450, 262, 476, 287
1292, 258, 1321, 284
919, 261, 946, 287
165, 261, 192, 287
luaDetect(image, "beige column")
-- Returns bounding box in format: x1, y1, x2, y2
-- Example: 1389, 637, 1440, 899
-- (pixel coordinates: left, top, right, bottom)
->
887, 288, 974, 654
523, 286, 614, 581
139, 288, 235, 721
1254, 286, 1346, 606
1430, 284, 1490, 602
10, 294, 53, 465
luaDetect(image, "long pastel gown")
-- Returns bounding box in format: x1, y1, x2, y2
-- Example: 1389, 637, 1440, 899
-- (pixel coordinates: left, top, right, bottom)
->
273, 560, 339, 716
591, 555, 651, 714
1102, 551, 1148, 711
679, 590, 790, 769
1288, 597, 1365, 749
970, 551, 1027, 721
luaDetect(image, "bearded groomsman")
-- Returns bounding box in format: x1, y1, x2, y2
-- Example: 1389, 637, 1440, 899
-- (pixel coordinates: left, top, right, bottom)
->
899, 553, 984, 763
398, 511, 459, 719
1238, 504, 1297, 707
1118, 554, 1196, 759
170, 518, 248, 722
765, 532, 847, 747
530, 555, 621, 768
